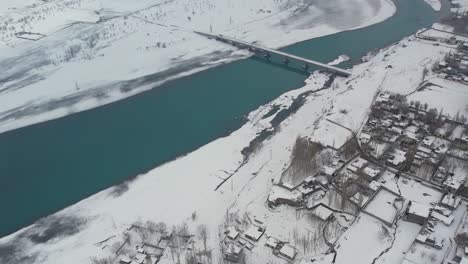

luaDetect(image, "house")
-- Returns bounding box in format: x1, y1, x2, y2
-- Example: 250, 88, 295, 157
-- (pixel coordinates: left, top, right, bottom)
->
120, 256, 132, 264
415, 233, 444, 249
439, 61, 448, 68
431, 211, 454, 226
265, 236, 280, 249
440, 193, 461, 210
387, 149, 407, 167
279, 244, 297, 260
360, 133, 371, 144
406, 201, 431, 225
133, 253, 146, 264
311, 204, 334, 221
244, 225, 265, 241
224, 243, 243, 262
362, 166, 381, 182
226, 226, 239, 240
347, 157, 368, 173
268, 185, 303, 207
443, 172, 467, 193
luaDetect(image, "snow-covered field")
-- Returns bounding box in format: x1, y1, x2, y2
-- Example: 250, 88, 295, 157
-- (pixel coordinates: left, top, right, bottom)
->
1, 25, 460, 263
0, 0, 395, 133
423, 0, 441, 11
408, 78, 468, 117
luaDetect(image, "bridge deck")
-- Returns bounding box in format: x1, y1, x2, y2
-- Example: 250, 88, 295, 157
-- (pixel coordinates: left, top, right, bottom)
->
195, 31, 352, 77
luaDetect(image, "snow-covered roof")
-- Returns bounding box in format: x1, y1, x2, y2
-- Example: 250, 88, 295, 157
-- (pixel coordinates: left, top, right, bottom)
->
388, 149, 406, 166
441, 193, 461, 208
265, 236, 279, 248
226, 226, 239, 240
279, 244, 297, 260
432, 211, 454, 226
416, 145, 432, 154
304, 175, 316, 184
363, 167, 380, 178
369, 181, 382, 191
322, 166, 335, 176
443, 172, 466, 191
133, 253, 146, 264
120, 256, 132, 264
268, 185, 302, 204
352, 157, 368, 168
462, 134, 468, 142
311, 204, 334, 221
360, 133, 371, 141
244, 225, 264, 241
225, 243, 242, 255
408, 202, 431, 218
380, 92, 391, 99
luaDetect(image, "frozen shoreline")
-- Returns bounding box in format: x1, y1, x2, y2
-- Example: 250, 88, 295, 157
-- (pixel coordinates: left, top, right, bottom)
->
0, 0, 396, 134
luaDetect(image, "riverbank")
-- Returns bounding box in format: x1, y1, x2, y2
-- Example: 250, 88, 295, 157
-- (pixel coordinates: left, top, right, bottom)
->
0, 0, 395, 134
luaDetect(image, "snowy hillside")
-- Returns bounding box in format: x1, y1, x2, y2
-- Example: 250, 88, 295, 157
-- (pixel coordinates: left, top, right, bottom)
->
0, 0, 394, 133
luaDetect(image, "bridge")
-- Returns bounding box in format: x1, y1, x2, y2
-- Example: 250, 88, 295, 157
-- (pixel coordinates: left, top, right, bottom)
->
195, 31, 352, 77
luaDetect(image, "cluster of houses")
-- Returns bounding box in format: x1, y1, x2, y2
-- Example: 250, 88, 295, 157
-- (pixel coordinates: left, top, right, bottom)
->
449, 0, 468, 16
359, 92, 468, 195
119, 244, 161, 264
401, 191, 467, 264
354, 92, 468, 264
415, 28, 468, 83
434, 42, 468, 83
256, 87, 468, 263
116, 225, 201, 264
222, 221, 298, 262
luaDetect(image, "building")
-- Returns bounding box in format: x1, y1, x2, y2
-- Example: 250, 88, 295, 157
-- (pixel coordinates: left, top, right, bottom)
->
244, 225, 265, 241
268, 185, 303, 207
405, 201, 431, 225
362, 166, 381, 182
279, 244, 297, 260
119, 256, 132, 264
265, 236, 280, 249
310, 204, 334, 221
224, 243, 243, 262
443, 171, 467, 193
226, 226, 239, 240
440, 193, 461, 210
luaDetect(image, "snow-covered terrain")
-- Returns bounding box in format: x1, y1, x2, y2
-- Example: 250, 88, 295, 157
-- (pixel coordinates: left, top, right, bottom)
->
423, 0, 441, 11
0, 0, 395, 133
1, 26, 461, 263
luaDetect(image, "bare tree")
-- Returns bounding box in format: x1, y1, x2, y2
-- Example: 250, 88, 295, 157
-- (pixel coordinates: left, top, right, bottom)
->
198, 224, 208, 252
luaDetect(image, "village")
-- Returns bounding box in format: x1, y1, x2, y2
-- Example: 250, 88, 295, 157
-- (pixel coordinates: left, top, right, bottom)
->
85, 30, 468, 264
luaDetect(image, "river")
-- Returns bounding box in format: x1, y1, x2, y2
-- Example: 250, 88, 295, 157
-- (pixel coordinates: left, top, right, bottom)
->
0, 0, 436, 237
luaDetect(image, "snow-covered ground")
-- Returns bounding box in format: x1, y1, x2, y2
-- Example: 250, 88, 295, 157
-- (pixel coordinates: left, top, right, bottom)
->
408, 78, 468, 117
424, 0, 441, 11
1, 26, 461, 263
0, 0, 395, 134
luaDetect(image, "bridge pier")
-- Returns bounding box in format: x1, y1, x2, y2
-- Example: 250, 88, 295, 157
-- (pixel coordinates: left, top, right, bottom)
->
283, 57, 290, 65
